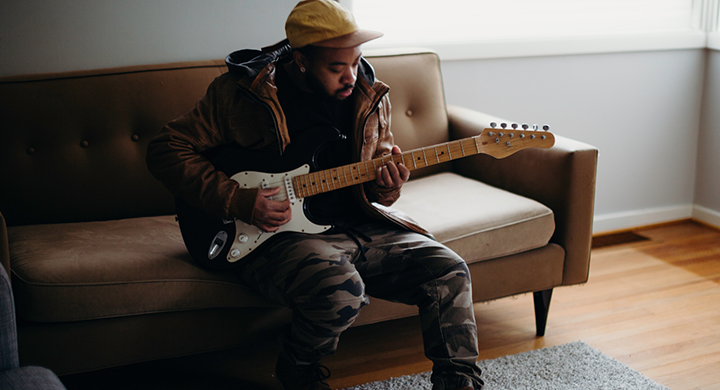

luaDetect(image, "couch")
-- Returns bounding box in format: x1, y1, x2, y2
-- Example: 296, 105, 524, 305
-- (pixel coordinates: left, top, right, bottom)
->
0, 50, 598, 376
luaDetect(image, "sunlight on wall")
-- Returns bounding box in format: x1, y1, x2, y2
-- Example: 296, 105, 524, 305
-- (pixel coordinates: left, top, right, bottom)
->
350, 0, 696, 45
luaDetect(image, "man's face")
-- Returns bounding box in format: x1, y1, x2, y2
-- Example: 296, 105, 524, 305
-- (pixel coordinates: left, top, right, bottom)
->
303, 46, 361, 100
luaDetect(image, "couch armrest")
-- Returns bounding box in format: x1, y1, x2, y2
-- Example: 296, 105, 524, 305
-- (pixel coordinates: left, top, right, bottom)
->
447, 104, 598, 286
0, 211, 8, 282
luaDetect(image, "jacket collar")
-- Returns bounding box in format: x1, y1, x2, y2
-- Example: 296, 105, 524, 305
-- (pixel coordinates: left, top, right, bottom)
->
224, 42, 377, 88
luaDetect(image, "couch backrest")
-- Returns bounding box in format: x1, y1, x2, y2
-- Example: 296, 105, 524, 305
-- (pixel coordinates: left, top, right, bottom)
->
366, 51, 450, 180
0, 61, 226, 226
0, 51, 449, 227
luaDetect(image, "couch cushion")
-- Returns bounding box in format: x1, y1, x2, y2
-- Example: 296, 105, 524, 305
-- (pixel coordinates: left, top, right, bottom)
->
391, 172, 555, 263
9, 173, 554, 323
8, 216, 278, 323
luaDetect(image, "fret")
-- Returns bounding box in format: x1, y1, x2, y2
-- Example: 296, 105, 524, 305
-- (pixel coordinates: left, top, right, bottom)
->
336, 167, 343, 189
304, 173, 313, 196
410, 151, 417, 169
299, 174, 307, 197
350, 165, 359, 183
301, 175, 309, 198
321, 170, 328, 192
341, 165, 351, 187
474, 136, 481, 153
422, 149, 429, 167
317, 171, 324, 193
459, 140, 466, 157
292, 177, 301, 198
446, 143, 452, 160
300, 175, 309, 197
362, 161, 371, 181
309, 172, 319, 195
327, 169, 337, 190
314, 172, 322, 194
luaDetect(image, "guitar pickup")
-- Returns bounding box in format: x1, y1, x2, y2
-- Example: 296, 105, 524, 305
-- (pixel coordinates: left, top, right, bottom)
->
284, 174, 297, 204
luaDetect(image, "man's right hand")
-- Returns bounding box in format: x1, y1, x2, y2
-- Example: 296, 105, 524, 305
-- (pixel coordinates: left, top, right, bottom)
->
253, 187, 292, 232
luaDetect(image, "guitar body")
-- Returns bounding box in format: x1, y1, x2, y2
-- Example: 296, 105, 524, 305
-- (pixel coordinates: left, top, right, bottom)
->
176, 127, 342, 270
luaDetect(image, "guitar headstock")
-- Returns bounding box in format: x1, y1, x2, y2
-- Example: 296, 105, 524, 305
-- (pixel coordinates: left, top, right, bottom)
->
480, 122, 555, 159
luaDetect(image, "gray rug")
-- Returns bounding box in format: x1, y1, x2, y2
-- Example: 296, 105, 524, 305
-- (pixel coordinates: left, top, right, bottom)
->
341, 341, 669, 390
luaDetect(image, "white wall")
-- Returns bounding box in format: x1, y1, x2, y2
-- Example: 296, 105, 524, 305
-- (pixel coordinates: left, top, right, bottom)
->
0, 0, 295, 76
694, 50, 720, 227
1, 0, 717, 232
440, 50, 707, 232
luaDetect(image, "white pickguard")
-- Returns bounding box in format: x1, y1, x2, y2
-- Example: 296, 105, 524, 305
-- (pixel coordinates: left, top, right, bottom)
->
225, 164, 331, 262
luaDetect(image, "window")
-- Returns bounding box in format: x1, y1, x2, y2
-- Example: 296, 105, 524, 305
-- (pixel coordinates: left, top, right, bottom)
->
342, 0, 717, 58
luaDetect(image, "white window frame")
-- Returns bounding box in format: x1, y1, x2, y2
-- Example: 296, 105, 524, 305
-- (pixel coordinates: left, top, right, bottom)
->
701, 0, 720, 49
341, 0, 720, 58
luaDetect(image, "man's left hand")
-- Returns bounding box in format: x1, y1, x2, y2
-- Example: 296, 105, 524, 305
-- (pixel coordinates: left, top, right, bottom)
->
375, 145, 410, 189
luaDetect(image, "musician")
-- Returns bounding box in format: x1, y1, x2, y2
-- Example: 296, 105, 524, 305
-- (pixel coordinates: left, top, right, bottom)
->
146, 1, 483, 389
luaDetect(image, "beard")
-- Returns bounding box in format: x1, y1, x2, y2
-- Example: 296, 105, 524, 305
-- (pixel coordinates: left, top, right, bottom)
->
305, 71, 354, 100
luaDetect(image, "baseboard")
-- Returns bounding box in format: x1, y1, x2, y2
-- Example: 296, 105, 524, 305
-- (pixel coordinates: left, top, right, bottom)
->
692, 205, 720, 229
592, 205, 694, 234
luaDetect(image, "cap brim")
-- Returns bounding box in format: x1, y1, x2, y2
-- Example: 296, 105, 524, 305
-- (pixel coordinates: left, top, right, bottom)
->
313, 29, 384, 48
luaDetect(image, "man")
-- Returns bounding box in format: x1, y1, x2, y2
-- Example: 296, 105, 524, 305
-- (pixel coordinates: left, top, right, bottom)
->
146, 1, 484, 389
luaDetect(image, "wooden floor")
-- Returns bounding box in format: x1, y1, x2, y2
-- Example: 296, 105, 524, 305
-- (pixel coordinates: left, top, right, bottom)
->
61, 220, 720, 390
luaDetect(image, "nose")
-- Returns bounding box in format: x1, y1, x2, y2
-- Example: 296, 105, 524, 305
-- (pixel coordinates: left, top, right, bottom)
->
341, 66, 357, 85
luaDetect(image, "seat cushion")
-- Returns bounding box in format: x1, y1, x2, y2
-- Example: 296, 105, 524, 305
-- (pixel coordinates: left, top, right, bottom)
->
8, 216, 278, 323
391, 172, 555, 263
8, 173, 554, 323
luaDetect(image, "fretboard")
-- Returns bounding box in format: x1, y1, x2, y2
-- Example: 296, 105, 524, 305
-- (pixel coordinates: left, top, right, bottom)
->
291, 128, 554, 199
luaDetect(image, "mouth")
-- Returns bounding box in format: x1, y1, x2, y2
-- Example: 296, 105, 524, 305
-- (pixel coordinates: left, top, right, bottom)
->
337, 85, 354, 99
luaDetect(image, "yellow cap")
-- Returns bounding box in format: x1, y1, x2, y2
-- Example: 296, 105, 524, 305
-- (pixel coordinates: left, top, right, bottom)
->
285, 0, 383, 49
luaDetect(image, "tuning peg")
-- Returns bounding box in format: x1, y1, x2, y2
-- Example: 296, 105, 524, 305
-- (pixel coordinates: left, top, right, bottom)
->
490, 122, 497, 128
542, 124, 550, 131
521, 123, 529, 130
511, 123, 518, 129
532, 124, 539, 131
500, 123, 507, 129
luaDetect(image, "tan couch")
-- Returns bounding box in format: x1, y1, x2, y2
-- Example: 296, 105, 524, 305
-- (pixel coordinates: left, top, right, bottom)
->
0, 50, 598, 376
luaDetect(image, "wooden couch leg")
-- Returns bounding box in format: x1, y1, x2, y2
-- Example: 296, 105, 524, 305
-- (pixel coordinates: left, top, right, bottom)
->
533, 288, 553, 336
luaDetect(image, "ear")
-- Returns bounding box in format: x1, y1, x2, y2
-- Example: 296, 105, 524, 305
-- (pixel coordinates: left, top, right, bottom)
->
293, 51, 308, 73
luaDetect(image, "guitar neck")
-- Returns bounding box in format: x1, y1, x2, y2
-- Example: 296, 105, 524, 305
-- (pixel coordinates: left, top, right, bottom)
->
292, 127, 554, 199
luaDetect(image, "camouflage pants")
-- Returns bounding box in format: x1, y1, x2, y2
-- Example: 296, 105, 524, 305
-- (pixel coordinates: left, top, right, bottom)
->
234, 221, 484, 390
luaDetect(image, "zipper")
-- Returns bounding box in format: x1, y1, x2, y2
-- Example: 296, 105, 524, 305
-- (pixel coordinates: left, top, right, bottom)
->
236, 84, 285, 156
357, 85, 389, 157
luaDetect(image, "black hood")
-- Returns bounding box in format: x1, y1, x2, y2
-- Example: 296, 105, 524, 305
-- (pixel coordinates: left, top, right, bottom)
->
224, 42, 377, 87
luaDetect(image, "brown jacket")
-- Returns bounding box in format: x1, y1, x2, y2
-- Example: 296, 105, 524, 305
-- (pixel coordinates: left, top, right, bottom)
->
146, 45, 429, 237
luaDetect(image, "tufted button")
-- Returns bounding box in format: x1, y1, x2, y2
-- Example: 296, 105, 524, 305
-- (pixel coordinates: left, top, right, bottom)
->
131, 134, 140, 142
406, 109, 413, 117
27, 147, 35, 155
80, 140, 89, 148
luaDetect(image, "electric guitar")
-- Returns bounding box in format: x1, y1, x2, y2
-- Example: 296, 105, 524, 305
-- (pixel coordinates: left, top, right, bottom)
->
176, 123, 554, 270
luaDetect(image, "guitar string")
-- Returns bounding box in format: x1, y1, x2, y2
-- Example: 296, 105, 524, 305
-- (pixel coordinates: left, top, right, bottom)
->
258, 133, 548, 199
